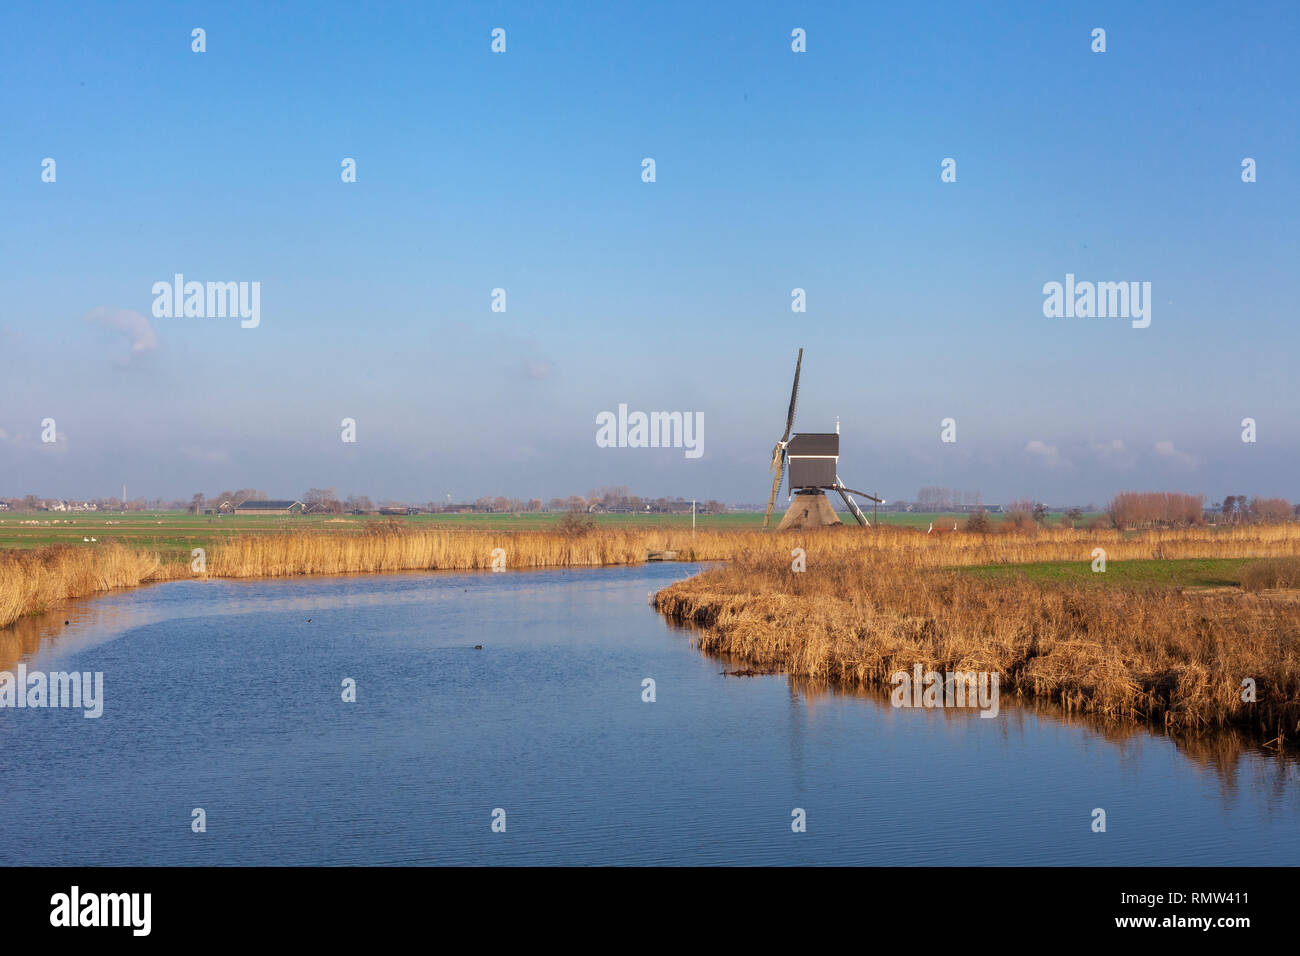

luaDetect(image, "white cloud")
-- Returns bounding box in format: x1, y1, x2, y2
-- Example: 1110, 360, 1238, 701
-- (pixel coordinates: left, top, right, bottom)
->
86, 307, 158, 361
1086, 438, 1135, 468
1024, 439, 1070, 468
1153, 440, 1200, 469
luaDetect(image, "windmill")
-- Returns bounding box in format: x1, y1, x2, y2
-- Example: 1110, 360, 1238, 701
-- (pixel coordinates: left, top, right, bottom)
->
763, 348, 884, 531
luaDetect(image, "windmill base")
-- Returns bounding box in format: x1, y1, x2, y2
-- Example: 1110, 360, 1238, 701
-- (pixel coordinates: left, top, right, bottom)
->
776, 492, 843, 531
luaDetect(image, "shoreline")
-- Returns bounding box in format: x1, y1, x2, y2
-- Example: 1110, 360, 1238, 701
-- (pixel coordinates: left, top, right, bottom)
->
4, 523, 1300, 747
653, 549, 1300, 747
6, 522, 1300, 631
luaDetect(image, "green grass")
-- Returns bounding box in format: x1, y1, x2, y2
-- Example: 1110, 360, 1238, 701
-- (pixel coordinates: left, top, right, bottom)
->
0, 508, 1115, 559
868, 511, 1107, 530
0, 512, 1271, 593
404, 511, 762, 530
0, 509, 763, 559
957, 557, 1253, 589
0, 508, 1105, 552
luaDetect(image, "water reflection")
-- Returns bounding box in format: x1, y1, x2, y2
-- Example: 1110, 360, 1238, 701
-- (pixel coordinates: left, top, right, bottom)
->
664, 614, 1300, 790
0, 567, 1296, 865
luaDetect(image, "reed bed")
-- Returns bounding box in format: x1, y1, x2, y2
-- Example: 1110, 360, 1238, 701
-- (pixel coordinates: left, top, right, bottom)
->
1241, 557, 1300, 592
786, 522, 1300, 567
207, 521, 1300, 577
0, 544, 181, 630
207, 526, 687, 577
654, 547, 1300, 743
5, 521, 1300, 642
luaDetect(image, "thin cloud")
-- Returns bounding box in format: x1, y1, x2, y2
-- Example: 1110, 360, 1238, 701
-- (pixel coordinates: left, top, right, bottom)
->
1087, 438, 1135, 469
181, 446, 230, 464
1153, 440, 1200, 469
86, 307, 158, 361
1024, 440, 1071, 469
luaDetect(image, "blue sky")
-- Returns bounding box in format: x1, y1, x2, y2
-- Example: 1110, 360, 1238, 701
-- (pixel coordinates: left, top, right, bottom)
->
2, 0, 1297, 506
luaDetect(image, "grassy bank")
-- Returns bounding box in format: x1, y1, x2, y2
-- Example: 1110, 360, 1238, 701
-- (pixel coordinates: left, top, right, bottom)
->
6, 524, 1300, 743
958, 557, 1253, 589
0, 509, 1112, 557
4, 522, 1300, 628
0, 544, 183, 631
0, 510, 765, 556
0, 525, 736, 627
654, 545, 1300, 744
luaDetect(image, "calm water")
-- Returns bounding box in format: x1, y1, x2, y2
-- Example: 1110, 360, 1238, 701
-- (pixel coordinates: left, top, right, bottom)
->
1, 564, 1297, 865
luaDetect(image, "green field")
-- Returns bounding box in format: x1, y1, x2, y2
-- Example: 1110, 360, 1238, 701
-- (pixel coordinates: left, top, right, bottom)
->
0, 508, 1110, 561
958, 557, 1251, 589
0, 510, 761, 559
866, 511, 1105, 530
0, 512, 1265, 594
0, 509, 1103, 552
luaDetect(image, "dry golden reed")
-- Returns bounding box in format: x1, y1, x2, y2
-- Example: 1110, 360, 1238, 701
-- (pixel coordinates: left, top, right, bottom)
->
4, 522, 1300, 627
654, 536, 1300, 743
7, 521, 1298, 747
1241, 557, 1300, 592
0, 544, 181, 630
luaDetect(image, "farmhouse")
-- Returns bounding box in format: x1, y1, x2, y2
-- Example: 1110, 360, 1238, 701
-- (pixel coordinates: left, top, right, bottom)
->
233, 499, 305, 515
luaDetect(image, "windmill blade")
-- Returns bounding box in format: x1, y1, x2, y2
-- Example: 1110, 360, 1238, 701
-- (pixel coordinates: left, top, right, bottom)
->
782, 348, 803, 443
762, 456, 786, 530
764, 349, 801, 531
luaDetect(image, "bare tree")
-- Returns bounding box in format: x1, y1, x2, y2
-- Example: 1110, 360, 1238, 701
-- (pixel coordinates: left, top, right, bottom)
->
1252, 497, 1292, 523
304, 488, 341, 513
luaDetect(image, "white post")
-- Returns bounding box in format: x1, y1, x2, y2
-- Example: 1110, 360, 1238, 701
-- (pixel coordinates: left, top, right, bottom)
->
692, 498, 696, 534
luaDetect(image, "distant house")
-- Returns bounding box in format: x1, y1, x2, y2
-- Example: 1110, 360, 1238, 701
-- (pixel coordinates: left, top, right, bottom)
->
234, 499, 306, 515
0, 501, 10, 511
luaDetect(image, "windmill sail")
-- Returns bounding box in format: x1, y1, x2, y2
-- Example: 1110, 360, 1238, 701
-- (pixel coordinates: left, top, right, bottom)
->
762, 348, 803, 530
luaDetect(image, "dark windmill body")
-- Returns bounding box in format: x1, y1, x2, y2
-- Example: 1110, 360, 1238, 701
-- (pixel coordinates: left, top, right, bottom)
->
763, 349, 883, 531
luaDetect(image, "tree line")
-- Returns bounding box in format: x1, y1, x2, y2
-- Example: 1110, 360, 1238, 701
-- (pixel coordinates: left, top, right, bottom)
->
1106, 491, 1295, 530
179, 486, 725, 516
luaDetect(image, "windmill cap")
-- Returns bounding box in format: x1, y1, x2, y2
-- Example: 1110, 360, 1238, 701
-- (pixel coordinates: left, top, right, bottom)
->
787, 433, 839, 456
